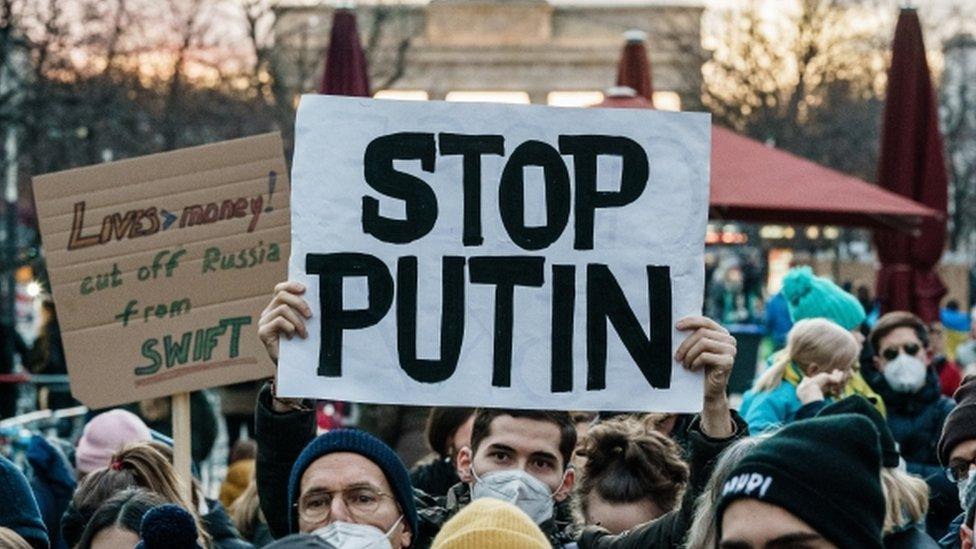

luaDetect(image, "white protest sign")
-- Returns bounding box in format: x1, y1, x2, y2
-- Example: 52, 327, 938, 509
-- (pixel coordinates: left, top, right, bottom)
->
278, 96, 710, 412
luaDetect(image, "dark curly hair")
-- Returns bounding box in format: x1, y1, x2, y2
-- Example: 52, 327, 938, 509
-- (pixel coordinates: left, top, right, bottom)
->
577, 415, 689, 519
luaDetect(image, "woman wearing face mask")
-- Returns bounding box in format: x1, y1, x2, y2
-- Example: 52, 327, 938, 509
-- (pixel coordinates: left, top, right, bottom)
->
739, 318, 860, 433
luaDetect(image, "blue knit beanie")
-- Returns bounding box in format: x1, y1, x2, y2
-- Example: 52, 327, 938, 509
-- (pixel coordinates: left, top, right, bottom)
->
781, 266, 865, 330
287, 429, 418, 539
0, 454, 49, 549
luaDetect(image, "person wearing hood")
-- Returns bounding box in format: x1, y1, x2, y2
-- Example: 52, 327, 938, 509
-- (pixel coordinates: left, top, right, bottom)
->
25, 434, 75, 549
0, 453, 49, 549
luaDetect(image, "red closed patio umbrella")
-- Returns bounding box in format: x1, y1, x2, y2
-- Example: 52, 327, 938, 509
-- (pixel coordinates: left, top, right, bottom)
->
873, 8, 948, 323
616, 30, 653, 104
320, 7, 371, 96
315, 5, 371, 430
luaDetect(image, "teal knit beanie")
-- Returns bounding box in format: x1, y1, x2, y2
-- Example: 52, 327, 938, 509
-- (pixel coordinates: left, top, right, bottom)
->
781, 267, 865, 330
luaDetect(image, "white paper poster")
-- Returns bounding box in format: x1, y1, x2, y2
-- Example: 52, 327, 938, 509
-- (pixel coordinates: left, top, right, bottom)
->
278, 96, 710, 412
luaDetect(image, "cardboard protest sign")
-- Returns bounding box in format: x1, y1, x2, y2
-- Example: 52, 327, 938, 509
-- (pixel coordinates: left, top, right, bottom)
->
279, 97, 710, 412
32, 133, 289, 408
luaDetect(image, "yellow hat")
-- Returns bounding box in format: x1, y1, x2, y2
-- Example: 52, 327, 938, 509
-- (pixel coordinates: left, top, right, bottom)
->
431, 498, 550, 549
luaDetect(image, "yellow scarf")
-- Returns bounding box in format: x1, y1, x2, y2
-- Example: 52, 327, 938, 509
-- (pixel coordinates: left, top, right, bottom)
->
775, 354, 887, 417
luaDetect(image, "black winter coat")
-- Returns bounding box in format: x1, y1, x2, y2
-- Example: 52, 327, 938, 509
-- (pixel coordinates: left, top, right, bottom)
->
409, 457, 460, 498
255, 384, 316, 539
204, 499, 254, 549
867, 369, 954, 477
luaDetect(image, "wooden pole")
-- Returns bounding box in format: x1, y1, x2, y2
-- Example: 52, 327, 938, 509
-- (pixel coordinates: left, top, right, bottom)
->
171, 392, 193, 505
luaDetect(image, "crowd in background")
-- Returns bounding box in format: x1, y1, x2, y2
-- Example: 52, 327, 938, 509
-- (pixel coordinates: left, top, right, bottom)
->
2, 265, 976, 548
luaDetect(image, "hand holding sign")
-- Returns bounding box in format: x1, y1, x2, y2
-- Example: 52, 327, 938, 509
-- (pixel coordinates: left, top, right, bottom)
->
258, 281, 311, 364
675, 316, 736, 399
675, 316, 736, 437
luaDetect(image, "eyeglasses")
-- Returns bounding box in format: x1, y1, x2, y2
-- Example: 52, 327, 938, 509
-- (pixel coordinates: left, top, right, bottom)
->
945, 458, 976, 483
881, 343, 921, 362
294, 485, 396, 524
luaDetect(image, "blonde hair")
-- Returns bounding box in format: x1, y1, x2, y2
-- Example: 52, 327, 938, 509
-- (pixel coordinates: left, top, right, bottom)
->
881, 467, 929, 533
684, 432, 775, 549
0, 527, 32, 549
753, 318, 859, 392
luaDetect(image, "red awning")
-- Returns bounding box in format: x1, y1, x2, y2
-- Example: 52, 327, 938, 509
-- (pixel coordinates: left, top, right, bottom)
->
597, 93, 940, 232
709, 125, 940, 232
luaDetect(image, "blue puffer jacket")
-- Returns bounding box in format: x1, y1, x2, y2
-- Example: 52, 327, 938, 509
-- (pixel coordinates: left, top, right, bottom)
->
739, 380, 803, 433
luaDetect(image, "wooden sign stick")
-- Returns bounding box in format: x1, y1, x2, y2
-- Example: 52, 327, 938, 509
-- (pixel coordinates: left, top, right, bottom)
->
172, 392, 194, 505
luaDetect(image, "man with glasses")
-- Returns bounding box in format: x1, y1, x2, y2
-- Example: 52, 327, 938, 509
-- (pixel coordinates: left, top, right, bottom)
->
867, 311, 957, 536
939, 375, 976, 548
262, 426, 418, 547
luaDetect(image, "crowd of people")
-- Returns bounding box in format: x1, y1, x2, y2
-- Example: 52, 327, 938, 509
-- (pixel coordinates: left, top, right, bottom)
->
2, 266, 976, 548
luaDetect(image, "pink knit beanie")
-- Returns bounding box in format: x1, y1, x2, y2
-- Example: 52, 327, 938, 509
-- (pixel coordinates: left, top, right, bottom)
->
75, 409, 152, 474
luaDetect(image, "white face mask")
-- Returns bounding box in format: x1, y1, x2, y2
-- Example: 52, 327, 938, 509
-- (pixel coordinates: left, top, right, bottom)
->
470, 466, 558, 525
312, 515, 401, 549
883, 354, 927, 393
959, 472, 976, 511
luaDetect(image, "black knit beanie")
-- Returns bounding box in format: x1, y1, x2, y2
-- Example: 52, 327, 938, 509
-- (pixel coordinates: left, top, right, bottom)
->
939, 375, 976, 466
816, 395, 900, 468
715, 414, 884, 549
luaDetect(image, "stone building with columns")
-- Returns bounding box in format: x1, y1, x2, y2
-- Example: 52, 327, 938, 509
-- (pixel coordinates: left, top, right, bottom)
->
272, 0, 706, 109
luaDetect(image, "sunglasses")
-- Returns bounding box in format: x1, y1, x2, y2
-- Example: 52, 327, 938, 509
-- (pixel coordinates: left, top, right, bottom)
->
881, 343, 921, 362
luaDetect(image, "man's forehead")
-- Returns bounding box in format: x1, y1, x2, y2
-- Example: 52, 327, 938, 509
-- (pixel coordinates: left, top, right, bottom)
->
483, 415, 563, 452
879, 326, 923, 347
950, 439, 976, 462
300, 451, 391, 493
